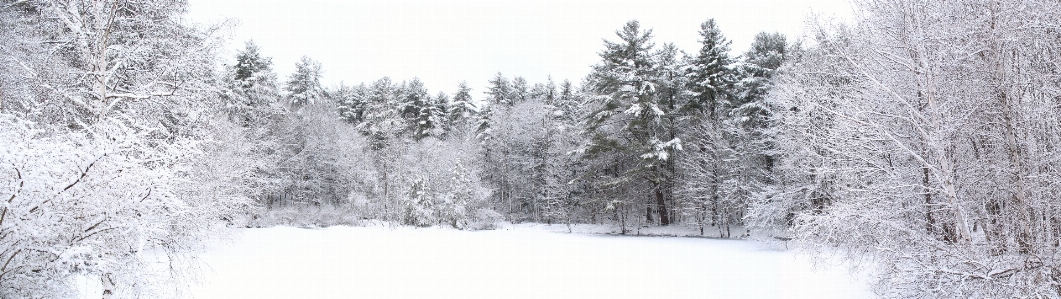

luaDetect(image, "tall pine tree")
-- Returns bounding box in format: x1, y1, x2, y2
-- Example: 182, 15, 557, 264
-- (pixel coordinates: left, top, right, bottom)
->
678, 19, 740, 236
448, 81, 478, 128
284, 56, 325, 110
583, 20, 681, 229
226, 40, 282, 126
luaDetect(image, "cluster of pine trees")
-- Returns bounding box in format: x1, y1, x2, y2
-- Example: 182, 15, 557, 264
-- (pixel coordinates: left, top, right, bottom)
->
212, 19, 786, 238
217, 19, 787, 237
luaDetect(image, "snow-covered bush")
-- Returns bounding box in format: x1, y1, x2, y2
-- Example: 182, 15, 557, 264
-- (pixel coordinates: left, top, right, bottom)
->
400, 178, 438, 227
248, 204, 363, 228
0, 115, 244, 298
466, 209, 506, 231
392, 137, 493, 229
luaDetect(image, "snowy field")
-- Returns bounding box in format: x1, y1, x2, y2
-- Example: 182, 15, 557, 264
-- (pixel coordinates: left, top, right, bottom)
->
177, 224, 872, 299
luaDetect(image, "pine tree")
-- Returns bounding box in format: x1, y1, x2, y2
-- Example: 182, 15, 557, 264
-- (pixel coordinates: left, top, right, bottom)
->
226, 40, 282, 126
728, 32, 787, 224
554, 79, 579, 118
676, 19, 742, 236
735, 32, 787, 130
653, 43, 687, 225
402, 177, 437, 226
234, 40, 274, 83
284, 56, 325, 110
399, 78, 444, 140
442, 159, 474, 228
357, 78, 404, 149
511, 76, 530, 104
448, 81, 479, 131
485, 73, 513, 106
583, 20, 681, 230
433, 92, 451, 136
532, 76, 558, 104
685, 19, 735, 115
351, 78, 406, 219
336, 83, 370, 124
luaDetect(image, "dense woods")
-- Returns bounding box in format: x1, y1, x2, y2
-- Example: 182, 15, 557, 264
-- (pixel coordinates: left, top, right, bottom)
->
3, 0, 1061, 298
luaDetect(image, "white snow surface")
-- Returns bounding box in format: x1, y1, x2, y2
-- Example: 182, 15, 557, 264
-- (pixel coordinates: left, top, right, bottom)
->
177, 223, 872, 299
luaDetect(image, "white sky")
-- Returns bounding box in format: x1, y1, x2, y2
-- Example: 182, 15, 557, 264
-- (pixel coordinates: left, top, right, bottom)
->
187, 0, 852, 96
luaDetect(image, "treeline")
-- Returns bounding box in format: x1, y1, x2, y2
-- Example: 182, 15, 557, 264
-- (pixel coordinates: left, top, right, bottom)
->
216, 20, 787, 237
4, 0, 1061, 298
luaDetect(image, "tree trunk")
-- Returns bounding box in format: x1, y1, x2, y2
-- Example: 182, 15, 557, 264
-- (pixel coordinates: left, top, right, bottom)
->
985, 3, 1034, 250
645, 205, 653, 224
923, 167, 938, 235
101, 273, 114, 299
997, 87, 1034, 252
654, 181, 669, 225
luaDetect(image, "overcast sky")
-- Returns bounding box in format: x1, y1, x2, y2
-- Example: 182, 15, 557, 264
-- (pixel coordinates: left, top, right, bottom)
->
187, 0, 852, 96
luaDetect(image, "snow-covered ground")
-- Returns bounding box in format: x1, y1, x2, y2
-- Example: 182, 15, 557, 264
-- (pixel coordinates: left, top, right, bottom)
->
184, 224, 872, 299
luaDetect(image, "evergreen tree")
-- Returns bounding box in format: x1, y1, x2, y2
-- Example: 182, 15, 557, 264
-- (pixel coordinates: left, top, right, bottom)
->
336, 83, 370, 124
677, 19, 741, 236
554, 79, 579, 117
651, 42, 686, 225
402, 177, 437, 226
284, 56, 325, 109
226, 40, 282, 126
433, 91, 451, 135
731, 32, 787, 195
399, 78, 444, 140
441, 159, 475, 228
684, 19, 736, 116
234, 40, 274, 83
533, 76, 558, 105
448, 81, 479, 128
485, 73, 513, 106
583, 20, 681, 230
351, 78, 406, 219
357, 78, 404, 149
735, 32, 787, 130
511, 76, 530, 104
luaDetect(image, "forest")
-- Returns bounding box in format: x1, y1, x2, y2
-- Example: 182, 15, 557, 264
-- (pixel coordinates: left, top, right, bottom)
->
3, 0, 1061, 298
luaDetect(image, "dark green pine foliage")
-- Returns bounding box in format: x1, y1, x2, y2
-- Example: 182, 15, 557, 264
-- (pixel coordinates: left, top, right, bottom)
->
650, 42, 686, 224
510, 76, 530, 104
284, 55, 325, 109
448, 81, 478, 126
234, 40, 273, 83
684, 19, 736, 117
735, 32, 787, 130
727, 32, 788, 211
358, 78, 405, 150
677, 19, 745, 237
399, 78, 445, 140
433, 92, 451, 135
531, 76, 557, 104
654, 43, 686, 116
226, 40, 282, 125
553, 79, 580, 118
476, 73, 511, 141
583, 20, 681, 229
336, 83, 369, 124
485, 73, 513, 106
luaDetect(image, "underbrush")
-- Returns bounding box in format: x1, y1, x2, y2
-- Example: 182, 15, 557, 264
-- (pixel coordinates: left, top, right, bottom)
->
244, 203, 506, 231
247, 204, 365, 228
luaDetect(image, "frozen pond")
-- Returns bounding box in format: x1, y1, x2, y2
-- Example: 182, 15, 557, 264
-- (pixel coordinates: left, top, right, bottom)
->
185, 225, 872, 299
